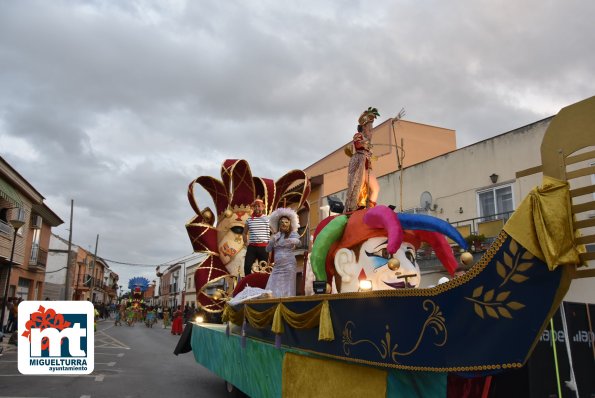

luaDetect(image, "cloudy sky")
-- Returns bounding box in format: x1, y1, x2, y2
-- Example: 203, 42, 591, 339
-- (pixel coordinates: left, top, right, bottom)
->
1, 0, 594, 286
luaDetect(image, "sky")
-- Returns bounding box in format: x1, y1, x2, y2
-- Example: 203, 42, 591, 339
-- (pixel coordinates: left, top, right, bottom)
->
1, 0, 594, 286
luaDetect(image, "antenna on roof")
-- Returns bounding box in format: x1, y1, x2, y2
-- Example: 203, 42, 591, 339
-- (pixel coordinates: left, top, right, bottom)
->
391, 108, 406, 211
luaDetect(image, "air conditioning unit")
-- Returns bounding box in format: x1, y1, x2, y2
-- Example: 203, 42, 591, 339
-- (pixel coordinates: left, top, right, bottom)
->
31, 215, 42, 229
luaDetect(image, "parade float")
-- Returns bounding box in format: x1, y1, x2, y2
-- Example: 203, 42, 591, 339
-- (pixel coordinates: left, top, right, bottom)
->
179, 97, 595, 397
127, 277, 149, 309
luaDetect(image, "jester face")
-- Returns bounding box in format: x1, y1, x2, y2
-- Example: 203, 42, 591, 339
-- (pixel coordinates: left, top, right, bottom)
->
217, 208, 250, 265
334, 236, 421, 293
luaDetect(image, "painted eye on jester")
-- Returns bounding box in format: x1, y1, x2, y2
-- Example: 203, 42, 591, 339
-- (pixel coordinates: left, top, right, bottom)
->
365, 244, 391, 270
405, 249, 416, 264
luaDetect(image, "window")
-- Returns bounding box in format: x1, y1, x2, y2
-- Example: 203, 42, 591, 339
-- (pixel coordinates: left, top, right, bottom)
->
30, 228, 42, 265
477, 185, 514, 221
172, 273, 179, 293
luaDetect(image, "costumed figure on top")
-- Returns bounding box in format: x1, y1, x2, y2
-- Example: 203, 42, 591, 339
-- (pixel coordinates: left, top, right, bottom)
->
345, 107, 381, 212
265, 208, 301, 298
185, 159, 309, 315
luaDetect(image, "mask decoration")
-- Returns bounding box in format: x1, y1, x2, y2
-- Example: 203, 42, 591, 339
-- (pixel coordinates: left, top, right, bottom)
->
186, 159, 310, 313
128, 277, 150, 308
310, 205, 467, 293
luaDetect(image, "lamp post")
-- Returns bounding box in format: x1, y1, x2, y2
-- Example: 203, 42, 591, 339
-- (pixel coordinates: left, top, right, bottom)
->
1, 210, 26, 332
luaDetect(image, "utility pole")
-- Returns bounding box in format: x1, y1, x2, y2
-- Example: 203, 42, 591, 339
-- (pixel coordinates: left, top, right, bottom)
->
64, 200, 74, 300
89, 234, 99, 303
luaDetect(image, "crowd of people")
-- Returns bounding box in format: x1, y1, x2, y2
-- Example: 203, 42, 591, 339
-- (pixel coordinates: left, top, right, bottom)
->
98, 303, 202, 334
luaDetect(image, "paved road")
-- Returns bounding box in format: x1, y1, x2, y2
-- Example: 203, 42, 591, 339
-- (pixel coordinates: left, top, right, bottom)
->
0, 318, 229, 398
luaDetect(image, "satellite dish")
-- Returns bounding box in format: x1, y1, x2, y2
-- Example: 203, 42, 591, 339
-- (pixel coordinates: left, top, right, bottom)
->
420, 191, 433, 210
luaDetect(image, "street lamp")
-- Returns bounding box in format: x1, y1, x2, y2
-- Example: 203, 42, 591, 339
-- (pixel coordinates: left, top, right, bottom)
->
1, 209, 26, 333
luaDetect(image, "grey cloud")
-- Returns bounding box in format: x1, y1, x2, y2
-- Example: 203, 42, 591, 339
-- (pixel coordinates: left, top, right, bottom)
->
1, 0, 594, 285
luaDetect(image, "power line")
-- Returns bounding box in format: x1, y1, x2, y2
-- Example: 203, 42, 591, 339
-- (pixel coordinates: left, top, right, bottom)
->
102, 252, 206, 268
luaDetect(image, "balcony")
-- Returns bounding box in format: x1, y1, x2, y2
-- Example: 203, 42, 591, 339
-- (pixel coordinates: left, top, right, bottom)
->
448, 210, 514, 248
28, 245, 47, 271
75, 274, 92, 291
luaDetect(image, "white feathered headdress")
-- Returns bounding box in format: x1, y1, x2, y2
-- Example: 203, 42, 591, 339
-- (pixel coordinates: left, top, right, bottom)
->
269, 207, 300, 233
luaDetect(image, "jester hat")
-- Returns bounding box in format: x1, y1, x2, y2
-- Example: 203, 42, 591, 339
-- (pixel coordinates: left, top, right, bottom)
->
310, 205, 467, 285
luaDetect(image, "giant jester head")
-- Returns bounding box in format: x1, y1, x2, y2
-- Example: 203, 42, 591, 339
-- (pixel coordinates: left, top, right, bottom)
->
310, 205, 467, 293
185, 159, 310, 312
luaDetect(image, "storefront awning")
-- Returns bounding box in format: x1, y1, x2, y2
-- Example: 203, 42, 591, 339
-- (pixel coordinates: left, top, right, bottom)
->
0, 176, 23, 208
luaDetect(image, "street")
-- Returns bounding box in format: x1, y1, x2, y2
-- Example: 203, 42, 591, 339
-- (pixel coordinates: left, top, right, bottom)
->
0, 318, 228, 398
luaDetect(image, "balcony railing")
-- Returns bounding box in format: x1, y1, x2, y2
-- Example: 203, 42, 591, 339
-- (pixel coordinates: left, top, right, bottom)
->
416, 211, 515, 266
75, 274, 92, 290
449, 210, 514, 241
29, 246, 47, 269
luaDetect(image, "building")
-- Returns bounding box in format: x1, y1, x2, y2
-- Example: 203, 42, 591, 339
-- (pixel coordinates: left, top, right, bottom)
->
158, 263, 182, 309
46, 233, 119, 303
0, 156, 63, 306
184, 261, 200, 309
45, 234, 74, 300
155, 254, 209, 309
144, 282, 156, 306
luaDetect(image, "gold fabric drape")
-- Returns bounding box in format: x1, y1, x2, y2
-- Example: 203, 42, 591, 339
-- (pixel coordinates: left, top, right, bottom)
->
282, 353, 387, 398
222, 305, 244, 325
222, 300, 335, 342
503, 176, 582, 270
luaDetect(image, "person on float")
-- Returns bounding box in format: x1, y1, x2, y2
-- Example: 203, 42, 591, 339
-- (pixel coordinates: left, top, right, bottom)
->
345, 107, 381, 212
265, 208, 301, 297
243, 199, 271, 277
311, 205, 467, 293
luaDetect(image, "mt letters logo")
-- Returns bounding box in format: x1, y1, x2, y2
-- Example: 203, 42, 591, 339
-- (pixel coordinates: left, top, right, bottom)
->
18, 301, 94, 375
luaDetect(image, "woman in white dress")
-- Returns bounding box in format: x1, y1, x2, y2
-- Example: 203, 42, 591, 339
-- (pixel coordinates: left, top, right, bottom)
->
265, 208, 301, 297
